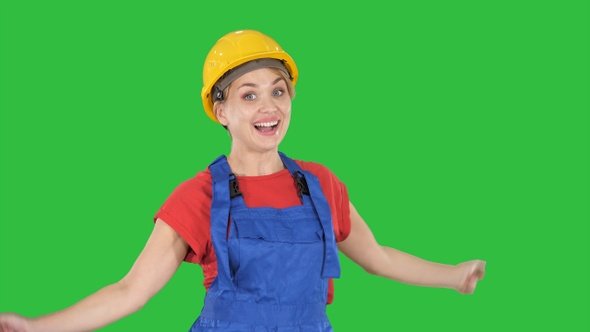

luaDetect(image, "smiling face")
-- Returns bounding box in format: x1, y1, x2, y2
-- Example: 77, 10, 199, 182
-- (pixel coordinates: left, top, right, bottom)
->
214, 68, 293, 155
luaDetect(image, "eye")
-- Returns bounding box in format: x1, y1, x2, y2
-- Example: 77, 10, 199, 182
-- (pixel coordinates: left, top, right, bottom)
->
243, 93, 256, 101
272, 89, 284, 97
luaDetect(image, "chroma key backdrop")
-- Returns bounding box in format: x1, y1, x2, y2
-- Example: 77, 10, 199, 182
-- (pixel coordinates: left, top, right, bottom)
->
0, 0, 588, 331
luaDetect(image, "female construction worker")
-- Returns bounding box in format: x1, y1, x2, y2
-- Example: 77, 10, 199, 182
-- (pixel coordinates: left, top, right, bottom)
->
0, 30, 485, 332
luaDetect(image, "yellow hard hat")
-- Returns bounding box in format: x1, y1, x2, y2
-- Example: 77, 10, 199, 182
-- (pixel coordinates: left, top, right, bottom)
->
201, 30, 299, 123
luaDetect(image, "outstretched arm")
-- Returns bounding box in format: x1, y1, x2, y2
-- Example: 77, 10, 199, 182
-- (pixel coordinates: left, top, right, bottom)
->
337, 202, 485, 294
0, 219, 188, 332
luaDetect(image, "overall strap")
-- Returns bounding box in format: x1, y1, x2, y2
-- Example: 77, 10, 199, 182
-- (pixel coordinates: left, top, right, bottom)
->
208, 155, 237, 292
278, 152, 341, 278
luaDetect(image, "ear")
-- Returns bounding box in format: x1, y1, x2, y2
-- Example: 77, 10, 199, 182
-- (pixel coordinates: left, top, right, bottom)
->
214, 101, 229, 126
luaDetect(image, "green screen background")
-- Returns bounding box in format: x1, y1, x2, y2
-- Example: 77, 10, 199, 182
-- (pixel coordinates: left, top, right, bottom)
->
1, 0, 588, 330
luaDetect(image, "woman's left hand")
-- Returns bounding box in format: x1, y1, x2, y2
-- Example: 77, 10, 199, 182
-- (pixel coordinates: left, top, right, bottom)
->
455, 260, 486, 294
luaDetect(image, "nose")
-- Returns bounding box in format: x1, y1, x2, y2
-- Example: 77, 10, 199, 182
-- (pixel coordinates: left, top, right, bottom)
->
259, 95, 278, 114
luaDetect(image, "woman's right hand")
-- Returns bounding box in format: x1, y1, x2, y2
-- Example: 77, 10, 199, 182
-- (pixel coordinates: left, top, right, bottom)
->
0, 313, 32, 332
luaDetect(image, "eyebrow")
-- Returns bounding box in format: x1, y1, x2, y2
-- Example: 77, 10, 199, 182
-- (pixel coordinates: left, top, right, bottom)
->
236, 77, 284, 90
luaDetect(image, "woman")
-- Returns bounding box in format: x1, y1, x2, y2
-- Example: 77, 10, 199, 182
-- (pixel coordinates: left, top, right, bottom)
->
0, 30, 485, 332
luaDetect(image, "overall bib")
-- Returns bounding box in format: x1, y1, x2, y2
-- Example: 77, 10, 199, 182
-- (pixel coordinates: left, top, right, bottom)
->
189, 152, 341, 331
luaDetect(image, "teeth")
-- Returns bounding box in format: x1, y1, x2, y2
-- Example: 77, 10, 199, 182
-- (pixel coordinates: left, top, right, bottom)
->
254, 121, 278, 127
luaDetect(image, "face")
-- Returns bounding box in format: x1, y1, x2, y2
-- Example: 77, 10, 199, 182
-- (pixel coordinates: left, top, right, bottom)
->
215, 68, 292, 154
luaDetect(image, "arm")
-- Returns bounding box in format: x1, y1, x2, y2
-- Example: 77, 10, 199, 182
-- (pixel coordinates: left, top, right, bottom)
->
0, 219, 188, 332
338, 202, 485, 294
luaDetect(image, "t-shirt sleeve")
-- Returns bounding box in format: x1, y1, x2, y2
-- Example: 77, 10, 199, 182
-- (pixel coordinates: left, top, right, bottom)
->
298, 161, 351, 242
153, 172, 213, 264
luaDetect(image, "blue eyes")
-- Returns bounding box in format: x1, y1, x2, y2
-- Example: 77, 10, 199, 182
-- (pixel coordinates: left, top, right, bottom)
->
243, 89, 284, 101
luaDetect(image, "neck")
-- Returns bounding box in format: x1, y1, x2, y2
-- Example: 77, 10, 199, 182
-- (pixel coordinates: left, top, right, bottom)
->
226, 149, 284, 176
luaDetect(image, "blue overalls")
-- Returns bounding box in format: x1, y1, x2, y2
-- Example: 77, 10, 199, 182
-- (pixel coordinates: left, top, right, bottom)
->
189, 152, 341, 331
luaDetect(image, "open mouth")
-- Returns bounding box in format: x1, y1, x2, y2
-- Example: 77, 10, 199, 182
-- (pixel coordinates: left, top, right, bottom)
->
254, 120, 279, 133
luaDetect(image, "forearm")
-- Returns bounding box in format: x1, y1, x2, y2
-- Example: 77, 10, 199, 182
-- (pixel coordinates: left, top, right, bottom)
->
371, 246, 459, 289
342, 203, 485, 293
29, 279, 144, 332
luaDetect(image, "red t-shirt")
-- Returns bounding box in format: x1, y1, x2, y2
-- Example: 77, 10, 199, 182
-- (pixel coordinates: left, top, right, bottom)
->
154, 160, 351, 304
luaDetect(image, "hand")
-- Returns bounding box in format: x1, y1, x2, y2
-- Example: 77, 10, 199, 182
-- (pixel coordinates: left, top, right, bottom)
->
455, 260, 486, 294
0, 313, 32, 332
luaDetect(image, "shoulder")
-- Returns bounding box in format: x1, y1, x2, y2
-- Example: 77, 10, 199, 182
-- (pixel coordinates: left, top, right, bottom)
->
294, 159, 342, 185
163, 169, 213, 203
186, 169, 213, 190
155, 169, 214, 265
292, 158, 351, 243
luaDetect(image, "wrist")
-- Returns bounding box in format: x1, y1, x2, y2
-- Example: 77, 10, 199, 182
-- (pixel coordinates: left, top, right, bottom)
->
445, 264, 464, 291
